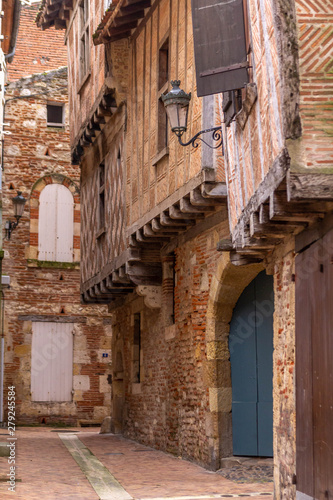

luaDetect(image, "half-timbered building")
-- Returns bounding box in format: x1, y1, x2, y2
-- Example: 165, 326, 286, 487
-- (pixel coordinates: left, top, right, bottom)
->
36, 0, 333, 498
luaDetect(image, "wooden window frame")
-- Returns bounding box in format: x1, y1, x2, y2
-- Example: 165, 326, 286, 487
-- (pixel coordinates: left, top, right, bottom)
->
46, 103, 64, 128
157, 36, 170, 156
79, 0, 90, 85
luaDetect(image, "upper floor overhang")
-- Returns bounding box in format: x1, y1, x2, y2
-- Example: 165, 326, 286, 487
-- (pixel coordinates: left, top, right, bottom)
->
217, 150, 333, 266
81, 168, 228, 307
93, 0, 152, 46
36, 0, 73, 31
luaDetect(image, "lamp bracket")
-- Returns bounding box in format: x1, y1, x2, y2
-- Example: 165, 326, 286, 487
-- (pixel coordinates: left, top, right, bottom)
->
177, 126, 223, 153
5, 217, 20, 240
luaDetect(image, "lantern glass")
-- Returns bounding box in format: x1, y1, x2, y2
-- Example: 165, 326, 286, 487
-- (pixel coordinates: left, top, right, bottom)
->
12, 191, 26, 219
161, 80, 191, 137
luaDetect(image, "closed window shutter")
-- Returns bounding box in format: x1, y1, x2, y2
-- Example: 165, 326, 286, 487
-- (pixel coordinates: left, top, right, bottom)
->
38, 184, 74, 262
31, 322, 73, 402
191, 0, 249, 96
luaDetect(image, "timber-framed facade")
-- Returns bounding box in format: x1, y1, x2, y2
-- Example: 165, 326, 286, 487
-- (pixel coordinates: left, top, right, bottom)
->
37, 0, 333, 498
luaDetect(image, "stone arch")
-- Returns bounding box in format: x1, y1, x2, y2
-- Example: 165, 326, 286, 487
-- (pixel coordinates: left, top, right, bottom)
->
205, 252, 264, 467
28, 174, 80, 262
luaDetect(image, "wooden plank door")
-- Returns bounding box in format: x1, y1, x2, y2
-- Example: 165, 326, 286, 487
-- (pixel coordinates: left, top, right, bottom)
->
229, 271, 274, 456
296, 228, 333, 500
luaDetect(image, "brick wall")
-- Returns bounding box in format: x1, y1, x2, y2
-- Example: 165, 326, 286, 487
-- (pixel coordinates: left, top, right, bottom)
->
6, 5, 67, 82
289, 1, 333, 171
110, 220, 230, 467
3, 68, 112, 426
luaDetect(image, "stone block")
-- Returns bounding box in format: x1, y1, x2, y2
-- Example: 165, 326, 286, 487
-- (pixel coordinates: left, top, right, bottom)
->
0, 442, 10, 457
73, 375, 90, 391
99, 416, 112, 434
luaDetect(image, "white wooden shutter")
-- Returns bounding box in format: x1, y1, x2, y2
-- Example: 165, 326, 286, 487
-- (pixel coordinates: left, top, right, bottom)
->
38, 184, 74, 262
31, 322, 74, 402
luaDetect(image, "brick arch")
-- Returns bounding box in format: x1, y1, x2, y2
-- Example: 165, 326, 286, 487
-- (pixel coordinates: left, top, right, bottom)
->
205, 252, 264, 467
29, 174, 80, 262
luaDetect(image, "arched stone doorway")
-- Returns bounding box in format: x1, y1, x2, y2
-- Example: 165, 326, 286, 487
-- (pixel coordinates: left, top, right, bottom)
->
206, 253, 267, 466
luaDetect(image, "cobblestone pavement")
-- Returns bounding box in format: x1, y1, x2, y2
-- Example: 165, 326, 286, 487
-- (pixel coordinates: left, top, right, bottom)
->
0, 427, 274, 499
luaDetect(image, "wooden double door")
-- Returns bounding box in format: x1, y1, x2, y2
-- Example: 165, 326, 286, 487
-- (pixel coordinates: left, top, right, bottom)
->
296, 228, 333, 500
229, 271, 274, 457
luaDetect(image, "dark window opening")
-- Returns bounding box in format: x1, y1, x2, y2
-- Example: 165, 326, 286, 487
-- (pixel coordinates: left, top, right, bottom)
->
47, 104, 64, 127
158, 38, 169, 153
133, 313, 141, 383
159, 39, 169, 89
98, 162, 105, 230
79, 0, 90, 82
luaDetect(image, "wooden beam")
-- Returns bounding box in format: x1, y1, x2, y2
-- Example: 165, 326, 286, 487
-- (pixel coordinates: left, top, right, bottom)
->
250, 212, 301, 238
143, 224, 171, 239
190, 188, 220, 206
201, 182, 228, 199
108, 22, 138, 35
151, 218, 179, 234
169, 205, 196, 221
160, 212, 188, 228
287, 171, 333, 201
54, 19, 67, 29
113, 11, 145, 27
230, 251, 263, 266
120, 0, 151, 15
269, 192, 326, 222
179, 197, 209, 215
217, 239, 233, 251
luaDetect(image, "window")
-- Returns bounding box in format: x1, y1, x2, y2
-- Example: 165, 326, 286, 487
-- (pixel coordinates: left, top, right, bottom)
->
98, 162, 105, 231
38, 184, 74, 262
158, 38, 169, 153
132, 313, 141, 383
79, 0, 90, 82
31, 322, 73, 402
47, 104, 64, 128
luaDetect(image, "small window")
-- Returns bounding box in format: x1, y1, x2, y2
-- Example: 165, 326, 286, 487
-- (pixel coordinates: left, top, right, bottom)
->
47, 104, 64, 128
79, 0, 90, 82
133, 313, 141, 383
158, 38, 169, 153
98, 162, 105, 230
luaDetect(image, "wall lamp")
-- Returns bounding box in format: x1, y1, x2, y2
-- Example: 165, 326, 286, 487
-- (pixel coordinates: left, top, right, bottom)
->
5, 191, 27, 240
161, 80, 223, 152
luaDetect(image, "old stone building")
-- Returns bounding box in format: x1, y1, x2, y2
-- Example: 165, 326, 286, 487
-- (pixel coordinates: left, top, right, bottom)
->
3, 5, 112, 426
36, 0, 333, 499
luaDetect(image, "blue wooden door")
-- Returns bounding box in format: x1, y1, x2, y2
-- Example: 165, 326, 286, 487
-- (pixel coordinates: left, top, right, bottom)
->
229, 271, 274, 457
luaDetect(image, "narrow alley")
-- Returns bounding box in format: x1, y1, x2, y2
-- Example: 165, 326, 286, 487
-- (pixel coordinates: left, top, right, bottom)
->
0, 427, 273, 500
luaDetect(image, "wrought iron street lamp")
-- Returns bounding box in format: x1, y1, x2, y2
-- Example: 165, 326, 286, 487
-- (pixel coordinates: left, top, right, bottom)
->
161, 80, 223, 151
5, 191, 27, 240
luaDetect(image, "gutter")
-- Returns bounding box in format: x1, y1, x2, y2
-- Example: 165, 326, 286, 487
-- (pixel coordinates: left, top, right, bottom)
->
5, 0, 21, 63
